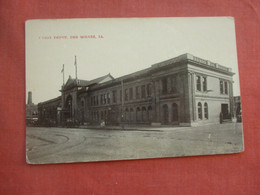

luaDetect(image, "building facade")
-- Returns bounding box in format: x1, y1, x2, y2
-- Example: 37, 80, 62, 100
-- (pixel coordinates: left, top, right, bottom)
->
38, 53, 235, 127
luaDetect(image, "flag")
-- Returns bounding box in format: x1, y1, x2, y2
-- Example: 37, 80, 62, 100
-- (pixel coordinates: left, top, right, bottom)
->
61, 64, 64, 73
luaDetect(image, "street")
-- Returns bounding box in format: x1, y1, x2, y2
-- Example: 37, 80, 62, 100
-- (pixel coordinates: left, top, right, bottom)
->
26, 123, 243, 164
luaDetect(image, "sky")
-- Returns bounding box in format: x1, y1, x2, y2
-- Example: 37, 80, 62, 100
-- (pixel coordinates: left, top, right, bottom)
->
26, 17, 241, 104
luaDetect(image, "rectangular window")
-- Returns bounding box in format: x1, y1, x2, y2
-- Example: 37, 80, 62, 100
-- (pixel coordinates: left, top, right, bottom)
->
202, 77, 207, 91
171, 77, 177, 93
147, 84, 152, 97
220, 80, 224, 94
112, 90, 117, 103
96, 96, 99, 105
141, 85, 146, 98
224, 82, 228, 94
100, 95, 103, 105
196, 75, 201, 91
93, 96, 96, 105
136, 86, 140, 99
162, 78, 167, 94
129, 88, 133, 100
124, 89, 128, 101
120, 90, 122, 101
104, 94, 106, 104
107, 93, 110, 104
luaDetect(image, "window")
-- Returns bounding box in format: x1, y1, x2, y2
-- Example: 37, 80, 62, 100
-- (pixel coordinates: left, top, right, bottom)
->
171, 76, 177, 93
141, 85, 146, 98
129, 88, 133, 100
107, 93, 110, 104
202, 77, 207, 91
104, 94, 107, 104
197, 75, 207, 92
124, 89, 128, 101
136, 86, 140, 99
196, 76, 201, 91
204, 102, 208, 119
220, 80, 228, 94
198, 102, 202, 120
96, 96, 99, 105
100, 95, 103, 105
147, 84, 152, 97
130, 108, 134, 121
142, 107, 147, 122
120, 90, 122, 102
93, 96, 96, 105
112, 90, 117, 103
220, 81, 224, 94
101, 111, 103, 120
162, 78, 167, 94
136, 107, 141, 122
224, 82, 228, 94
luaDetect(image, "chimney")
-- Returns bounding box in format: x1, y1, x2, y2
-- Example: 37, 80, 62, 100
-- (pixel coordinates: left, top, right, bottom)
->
28, 91, 32, 105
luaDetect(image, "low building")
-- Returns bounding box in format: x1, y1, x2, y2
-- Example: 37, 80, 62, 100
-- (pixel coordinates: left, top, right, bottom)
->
38, 53, 235, 127
38, 96, 61, 126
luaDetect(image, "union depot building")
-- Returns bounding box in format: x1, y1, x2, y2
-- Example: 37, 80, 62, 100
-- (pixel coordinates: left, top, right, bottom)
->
38, 53, 235, 127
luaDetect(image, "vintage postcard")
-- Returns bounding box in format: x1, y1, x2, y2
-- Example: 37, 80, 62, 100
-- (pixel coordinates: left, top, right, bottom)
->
26, 17, 243, 164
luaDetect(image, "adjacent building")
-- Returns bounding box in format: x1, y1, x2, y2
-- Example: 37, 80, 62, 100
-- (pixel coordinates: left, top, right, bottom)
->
38, 53, 235, 127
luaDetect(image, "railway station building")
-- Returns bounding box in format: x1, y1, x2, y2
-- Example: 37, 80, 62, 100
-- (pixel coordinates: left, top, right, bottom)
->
38, 53, 235, 127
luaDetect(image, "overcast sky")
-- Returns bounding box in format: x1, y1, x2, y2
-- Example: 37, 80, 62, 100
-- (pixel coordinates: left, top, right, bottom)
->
26, 17, 241, 104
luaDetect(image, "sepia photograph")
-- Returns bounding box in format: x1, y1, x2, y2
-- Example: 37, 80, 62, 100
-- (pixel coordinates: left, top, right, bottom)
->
25, 17, 244, 164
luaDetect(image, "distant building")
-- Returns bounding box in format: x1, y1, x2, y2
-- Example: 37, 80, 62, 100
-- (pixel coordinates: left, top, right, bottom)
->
38, 53, 235, 126
26, 91, 38, 119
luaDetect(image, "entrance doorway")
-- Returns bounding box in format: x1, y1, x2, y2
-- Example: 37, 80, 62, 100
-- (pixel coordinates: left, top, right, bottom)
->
221, 104, 229, 119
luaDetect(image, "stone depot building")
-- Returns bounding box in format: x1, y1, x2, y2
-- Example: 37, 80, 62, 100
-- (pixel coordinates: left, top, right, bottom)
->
38, 53, 235, 127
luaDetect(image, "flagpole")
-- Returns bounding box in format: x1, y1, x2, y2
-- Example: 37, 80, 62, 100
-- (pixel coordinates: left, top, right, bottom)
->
62, 64, 65, 86
75, 55, 77, 80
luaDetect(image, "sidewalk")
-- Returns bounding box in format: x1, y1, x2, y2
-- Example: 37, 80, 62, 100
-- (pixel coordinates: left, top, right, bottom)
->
78, 122, 238, 132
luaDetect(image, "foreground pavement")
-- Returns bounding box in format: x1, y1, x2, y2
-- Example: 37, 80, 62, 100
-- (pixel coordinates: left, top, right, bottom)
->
26, 123, 243, 164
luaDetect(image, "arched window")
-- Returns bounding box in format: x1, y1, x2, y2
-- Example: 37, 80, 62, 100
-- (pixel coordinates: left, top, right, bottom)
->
172, 103, 178, 122
148, 106, 152, 122
101, 111, 104, 120
97, 111, 99, 121
130, 108, 134, 122
204, 102, 208, 119
198, 102, 202, 120
125, 108, 129, 121
136, 107, 141, 122
142, 107, 147, 122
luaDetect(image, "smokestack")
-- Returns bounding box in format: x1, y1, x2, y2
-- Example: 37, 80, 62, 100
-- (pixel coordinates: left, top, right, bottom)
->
28, 91, 32, 105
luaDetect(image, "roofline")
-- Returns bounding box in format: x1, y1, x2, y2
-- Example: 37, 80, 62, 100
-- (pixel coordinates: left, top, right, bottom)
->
38, 96, 61, 105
